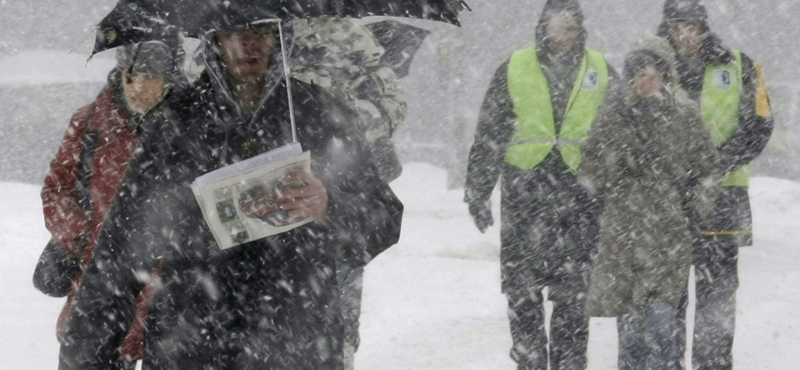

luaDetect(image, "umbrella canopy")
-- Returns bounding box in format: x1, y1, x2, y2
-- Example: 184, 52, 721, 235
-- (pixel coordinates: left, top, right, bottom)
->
93, 0, 180, 55
93, 0, 469, 54
364, 20, 431, 78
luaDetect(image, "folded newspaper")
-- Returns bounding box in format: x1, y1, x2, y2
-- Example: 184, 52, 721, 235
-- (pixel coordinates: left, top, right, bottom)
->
191, 143, 314, 250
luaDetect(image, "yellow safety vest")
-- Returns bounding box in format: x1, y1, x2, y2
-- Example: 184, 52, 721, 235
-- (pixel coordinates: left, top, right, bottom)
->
505, 47, 609, 171
701, 50, 749, 187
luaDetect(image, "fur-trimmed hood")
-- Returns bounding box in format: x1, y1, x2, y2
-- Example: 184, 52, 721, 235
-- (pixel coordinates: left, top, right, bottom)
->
625, 35, 679, 86
621, 35, 683, 105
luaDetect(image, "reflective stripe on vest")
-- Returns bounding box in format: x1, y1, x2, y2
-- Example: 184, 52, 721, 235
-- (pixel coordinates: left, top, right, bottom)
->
701, 50, 748, 187
505, 47, 609, 171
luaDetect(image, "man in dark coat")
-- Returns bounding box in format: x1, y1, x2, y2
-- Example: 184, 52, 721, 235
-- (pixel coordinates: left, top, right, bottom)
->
656, 1, 775, 369
60, 20, 403, 370
464, 0, 617, 369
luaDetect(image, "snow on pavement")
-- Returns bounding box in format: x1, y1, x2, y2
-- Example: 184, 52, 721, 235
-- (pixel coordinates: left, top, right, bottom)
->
2, 164, 799, 369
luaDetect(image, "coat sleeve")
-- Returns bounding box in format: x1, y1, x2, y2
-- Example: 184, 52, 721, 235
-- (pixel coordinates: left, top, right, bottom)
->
464, 61, 516, 204
577, 100, 620, 196
59, 175, 148, 368
352, 65, 407, 182
717, 52, 774, 173
41, 105, 92, 257
682, 100, 724, 220
309, 92, 404, 265
351, 65, 408, 140
59, 123, 185, 369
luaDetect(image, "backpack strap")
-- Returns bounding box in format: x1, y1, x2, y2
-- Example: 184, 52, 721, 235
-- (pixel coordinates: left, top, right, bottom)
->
75, 102, 98, 220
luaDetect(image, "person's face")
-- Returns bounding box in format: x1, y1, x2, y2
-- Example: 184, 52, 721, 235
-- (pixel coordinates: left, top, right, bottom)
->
546, 13, 581, 56
217, 25, 277, 83
122, 70, 168, 114
633, 66, 665, 98
670, 20, 704, 56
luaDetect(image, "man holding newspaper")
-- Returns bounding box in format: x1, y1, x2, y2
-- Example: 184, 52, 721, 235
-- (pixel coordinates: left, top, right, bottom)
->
60, 17, 404, 370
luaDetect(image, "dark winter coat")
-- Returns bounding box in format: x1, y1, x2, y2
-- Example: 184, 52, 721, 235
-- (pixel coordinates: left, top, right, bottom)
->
60, 37, 403, 370
464, 0, 617, 290
657, 11, 775, 246
41, 67, 163, 360
578, 36, 723, 317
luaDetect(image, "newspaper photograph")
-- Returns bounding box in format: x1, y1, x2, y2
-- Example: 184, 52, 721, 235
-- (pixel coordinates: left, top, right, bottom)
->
191, 143, 314, 250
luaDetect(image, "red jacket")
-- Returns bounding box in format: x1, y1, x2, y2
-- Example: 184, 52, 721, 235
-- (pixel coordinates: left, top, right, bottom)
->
41, 80, 157, 360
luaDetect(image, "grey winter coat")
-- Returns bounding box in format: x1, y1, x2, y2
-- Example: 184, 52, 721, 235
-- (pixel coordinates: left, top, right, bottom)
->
578, 36, 722, 317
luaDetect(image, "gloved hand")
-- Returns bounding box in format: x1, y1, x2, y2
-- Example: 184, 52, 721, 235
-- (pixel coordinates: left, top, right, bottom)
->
468, 199, 494, 233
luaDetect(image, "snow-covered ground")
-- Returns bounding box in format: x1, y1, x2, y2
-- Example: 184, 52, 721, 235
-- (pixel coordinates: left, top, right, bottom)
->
2, 163, 799, 369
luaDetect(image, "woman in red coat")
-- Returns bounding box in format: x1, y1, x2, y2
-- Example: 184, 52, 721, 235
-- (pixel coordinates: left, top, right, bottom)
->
41, 39, 183, 369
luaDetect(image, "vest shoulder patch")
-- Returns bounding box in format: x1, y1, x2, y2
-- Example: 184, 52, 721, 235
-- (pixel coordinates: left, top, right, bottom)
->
714, 68, 733, 91
582, 69, 599, 90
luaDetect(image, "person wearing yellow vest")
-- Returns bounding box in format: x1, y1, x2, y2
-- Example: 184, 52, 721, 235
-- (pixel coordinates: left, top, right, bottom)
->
656, 1, 775, 370
464, 1, 617, 369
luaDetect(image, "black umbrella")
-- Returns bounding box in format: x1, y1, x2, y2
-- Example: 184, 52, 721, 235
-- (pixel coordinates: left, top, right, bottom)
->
92, 0, 469, 142
93, 0, 180, 55
93, 0, 469, 54
364, 20, 431, 78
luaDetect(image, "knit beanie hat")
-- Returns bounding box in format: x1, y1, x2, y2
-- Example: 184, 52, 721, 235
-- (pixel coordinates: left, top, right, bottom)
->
662, 0, 708, 24
116, 41, 176, 78
624, 50, 673, 84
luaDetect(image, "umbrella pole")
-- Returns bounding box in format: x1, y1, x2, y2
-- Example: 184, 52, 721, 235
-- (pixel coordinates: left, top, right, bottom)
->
277, 22, 297, 144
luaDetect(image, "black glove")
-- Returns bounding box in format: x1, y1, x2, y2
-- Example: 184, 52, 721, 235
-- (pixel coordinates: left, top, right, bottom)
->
468, 199, 494, 233
369, 138, 403, 183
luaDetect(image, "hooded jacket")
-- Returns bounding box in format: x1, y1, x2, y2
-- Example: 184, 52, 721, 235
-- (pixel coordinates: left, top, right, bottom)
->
465, 0, 617, 289
60, 27, 403, 370
41, 67, 172, 362
578, 36, 722, 317
656, 0, 774, 245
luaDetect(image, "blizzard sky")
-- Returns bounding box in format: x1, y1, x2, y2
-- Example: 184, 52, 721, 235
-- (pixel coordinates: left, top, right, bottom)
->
1, 0, 799, 368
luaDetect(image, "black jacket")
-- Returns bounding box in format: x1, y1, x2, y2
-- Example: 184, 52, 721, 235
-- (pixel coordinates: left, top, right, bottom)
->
657, 24, 775, 245
61, 63, 403, 369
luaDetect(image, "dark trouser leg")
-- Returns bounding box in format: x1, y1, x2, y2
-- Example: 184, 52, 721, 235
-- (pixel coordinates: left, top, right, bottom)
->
693, 236, 739, 370
548, 277, 590, 370
619, 300, 678, 370
644, 300, 679, 370
336, 265, 365, 370
58, 343, 136, 370
674, 281, 689, 370
618, 306, 647, 370
506, 286, 548, 370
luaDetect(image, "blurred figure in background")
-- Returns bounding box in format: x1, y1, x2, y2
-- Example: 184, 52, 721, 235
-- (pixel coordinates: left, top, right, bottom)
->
656, 1, 775, 369
292, 16, 408, 370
